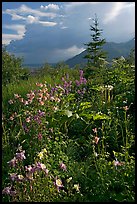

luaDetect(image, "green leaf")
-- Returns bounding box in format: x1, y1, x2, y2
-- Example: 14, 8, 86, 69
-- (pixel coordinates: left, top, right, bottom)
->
64, 110, 73, 117
93, 113, 110, 120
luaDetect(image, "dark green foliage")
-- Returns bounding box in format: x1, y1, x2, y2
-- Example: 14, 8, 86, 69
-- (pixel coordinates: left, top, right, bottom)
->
2, 46, 30, 85
84, 14, 107, 78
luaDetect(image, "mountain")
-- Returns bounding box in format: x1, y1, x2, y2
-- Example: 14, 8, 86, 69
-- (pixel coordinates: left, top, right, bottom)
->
65, 38, 135, 67
6, 38, 135, 68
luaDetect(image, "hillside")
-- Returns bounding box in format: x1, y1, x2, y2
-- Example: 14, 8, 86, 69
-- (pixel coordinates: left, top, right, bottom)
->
65, 38, 135, 67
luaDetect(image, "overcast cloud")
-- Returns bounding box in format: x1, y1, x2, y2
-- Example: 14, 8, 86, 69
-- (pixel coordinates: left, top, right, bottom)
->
2, 2, 135, 64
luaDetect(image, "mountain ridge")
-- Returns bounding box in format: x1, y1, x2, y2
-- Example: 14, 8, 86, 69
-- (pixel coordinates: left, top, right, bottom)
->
65, 38, 135, 67
6, 38, 135, 68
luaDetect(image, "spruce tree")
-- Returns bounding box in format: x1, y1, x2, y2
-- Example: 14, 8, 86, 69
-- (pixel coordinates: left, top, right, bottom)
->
84, 14, 107, 78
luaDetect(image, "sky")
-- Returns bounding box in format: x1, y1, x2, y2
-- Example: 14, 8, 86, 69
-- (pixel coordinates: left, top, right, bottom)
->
2, 2, 135, 64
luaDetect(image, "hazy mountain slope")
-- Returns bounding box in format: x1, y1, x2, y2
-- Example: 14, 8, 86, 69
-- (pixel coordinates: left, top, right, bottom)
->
65, 38, 135, 67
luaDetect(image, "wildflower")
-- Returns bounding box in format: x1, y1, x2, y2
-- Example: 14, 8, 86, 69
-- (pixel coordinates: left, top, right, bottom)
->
75, 80, 80, 86
94, 136, 100, 144
2, 186, 12, 195
54, 177, 64, 192
39, 100, 44, 106
92, 128, 97, 133
17, 174, 24, 181
26, 117, 31, 123
49, 128, 53, 133
26, 172, 34, 180
24, 100, 29, 105
15, 150, 26, 161
43, 96, 48, 101
2, 186, 17, 196
14, 94, 20, 99
80, 70, 83, 77
38, 133, 42, 140
10, 190, 17, 196
53, 106, 58, 111
8, 99, 14, 104
50, 96, 55, 101
9, 173, 18, 181
38, 151, 44, 160
104, 85, 113, 91
94, 152, 98, 157
19, 97, 24, 103
73, 184, 80, 192
123, 106, 129, 111
22, 123, 29, 133
113, 159, 124, 167
42, 148, 47, 153
59, 162, 67, 171
25, 165, 33, 172
36, 82, 43, 87
35, 162, 48, 174
7, 157, 17, 167
10, 115, 14, 120
77, 90, 81, 94
66, 177, 72, 183
38, 110, 45, 116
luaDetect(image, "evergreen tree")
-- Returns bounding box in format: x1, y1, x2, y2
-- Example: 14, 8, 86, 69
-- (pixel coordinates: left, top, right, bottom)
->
84, 14, 107, 78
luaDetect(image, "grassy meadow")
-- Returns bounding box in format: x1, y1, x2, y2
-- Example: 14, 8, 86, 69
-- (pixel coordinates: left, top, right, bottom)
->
2, 54, 135, 202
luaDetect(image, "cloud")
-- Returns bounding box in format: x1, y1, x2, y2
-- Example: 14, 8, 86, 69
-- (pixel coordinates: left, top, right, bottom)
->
3, 24, 26, 45
55, 45, 85, 60
38, 20, 57, 26
103, 2, 129, 24
2, 33, 25, 45
3, 4, 57, 20
2, 2, 135, 63
65, 2, 102, 10
40, 4, 59, 11
26, 15, 38, 24
60, 26, 68, 29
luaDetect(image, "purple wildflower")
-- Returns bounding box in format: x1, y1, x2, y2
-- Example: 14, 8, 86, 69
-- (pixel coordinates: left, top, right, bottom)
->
22, 123, 29, 133
38, 110, 45, 116
59, 162, 67, 171
2, 186, 12, 195
75, 80, 80, 86
80, 70, 83, 77
38, 133, 42, 140
9, 173, 18, 182
77, 90, 81, 94
7, 157, 18, 167
15, 150, 26, 161
34, 162, 49, 175
25, 165, 33, 172
54, 177, 64, 192
2, 186, 17, 196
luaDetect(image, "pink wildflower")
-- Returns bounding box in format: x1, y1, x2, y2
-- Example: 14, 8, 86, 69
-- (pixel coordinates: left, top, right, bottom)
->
8, 99, 14, 104
92, 128, 98, 133
113, 159, 124, 167
19, 97, 24, 103
26, 117, 31, 123
123, 106, 129, 111
7, 157, 17, 167
59, 162, 67, 171
39, 100, 44, 105
94, 136, 100, 144
14, 94, 20, 99
38, 133, 42, 140
24, 100, 29, 105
